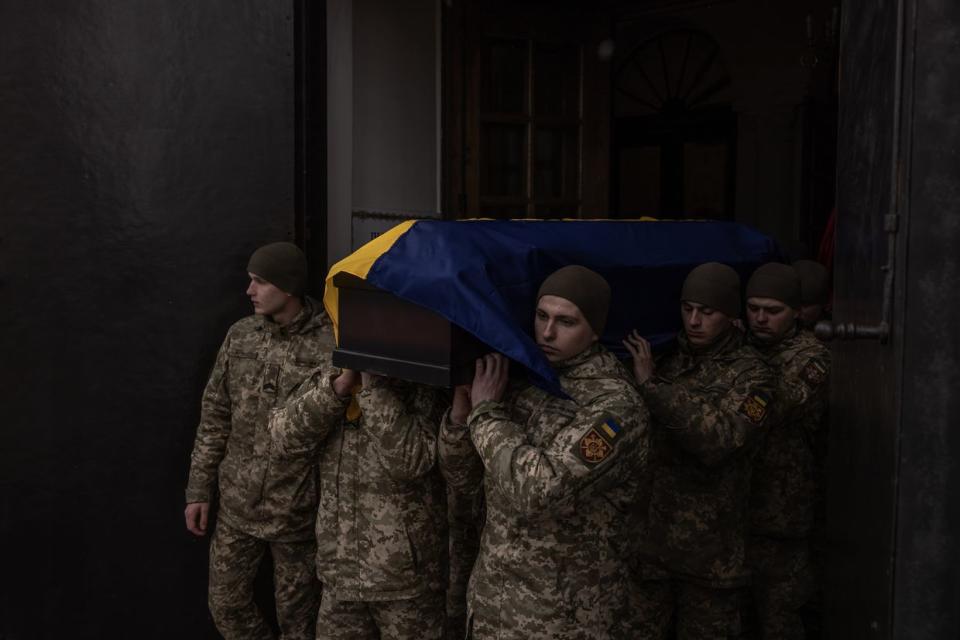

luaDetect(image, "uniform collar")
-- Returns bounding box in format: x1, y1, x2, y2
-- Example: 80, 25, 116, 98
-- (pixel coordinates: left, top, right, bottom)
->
747, 323, 801, 354
552, 342, 602, 373
677, 326, 741, 359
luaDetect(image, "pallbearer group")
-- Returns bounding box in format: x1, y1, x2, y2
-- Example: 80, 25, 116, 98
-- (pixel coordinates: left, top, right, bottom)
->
185, 241, 832, 640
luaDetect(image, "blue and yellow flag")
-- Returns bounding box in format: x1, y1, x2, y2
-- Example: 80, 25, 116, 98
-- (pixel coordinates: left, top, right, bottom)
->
324, 219, 780, 394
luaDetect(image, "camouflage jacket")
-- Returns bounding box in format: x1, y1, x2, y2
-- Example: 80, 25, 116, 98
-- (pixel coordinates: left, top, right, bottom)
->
748, 328, 831, 538
271, 374, 448, 601
443, 344, 650, 640
185, 297, 334, 542
637, 328, 774, 587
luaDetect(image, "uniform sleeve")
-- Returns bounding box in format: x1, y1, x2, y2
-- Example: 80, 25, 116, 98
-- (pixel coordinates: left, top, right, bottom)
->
270, 367, 349, 457
639, 359, 775, 468
782, 348, 831, 430
467, 385, 649, 518
359, 382, 443, 481
438, 408, 485, 495
774, 346, 831, 448
185, 335, 233, 503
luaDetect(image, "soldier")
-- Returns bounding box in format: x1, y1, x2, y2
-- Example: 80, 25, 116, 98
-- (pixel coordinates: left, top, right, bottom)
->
440, 265, 650, 640
623, 262, 775, 639
791, 259, 830, 329
269, 364, 448, 639
439, 430, 484, 640
744, 263, 831, 640
185, 242, 330, 640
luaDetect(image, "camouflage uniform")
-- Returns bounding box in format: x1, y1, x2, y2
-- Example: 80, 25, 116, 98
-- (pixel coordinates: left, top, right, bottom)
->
271, 375, 449, 640
633, 328, 774, 639
438, 412, 485, 640
441, 344, 650, 640
186, 297, 333, 640
747, 328, 830, 640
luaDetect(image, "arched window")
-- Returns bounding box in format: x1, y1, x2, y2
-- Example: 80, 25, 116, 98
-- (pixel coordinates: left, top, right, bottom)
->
612, 29, 736, 219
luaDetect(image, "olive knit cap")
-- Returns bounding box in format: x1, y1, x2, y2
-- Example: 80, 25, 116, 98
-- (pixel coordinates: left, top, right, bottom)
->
792, 259, 829, 305
247, 242, 308, 296
537, 265, 611, 336
746, 262, 801, 309
680, 262, 741, 318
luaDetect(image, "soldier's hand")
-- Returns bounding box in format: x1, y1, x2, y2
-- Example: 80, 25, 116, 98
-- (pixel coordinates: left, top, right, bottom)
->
185, 502, 210, 536
622, 330, 655, 385
450, 385, 472, 426
333, 369, 360, 398
471, 354, 509, 406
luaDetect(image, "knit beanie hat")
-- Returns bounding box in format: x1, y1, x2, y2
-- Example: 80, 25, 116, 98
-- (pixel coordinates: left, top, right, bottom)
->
247, 242, 308, 296
746, 263, 801, 309
792, 259, 829, 305
537, 265, 611, 335
680, 262, 741, 318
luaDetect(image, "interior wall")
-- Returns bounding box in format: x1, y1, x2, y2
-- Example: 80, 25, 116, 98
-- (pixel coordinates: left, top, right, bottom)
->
0, 2, 296, 638
326, 0, 353, 267
615, 0, 836, 252
326, 0, 440, 263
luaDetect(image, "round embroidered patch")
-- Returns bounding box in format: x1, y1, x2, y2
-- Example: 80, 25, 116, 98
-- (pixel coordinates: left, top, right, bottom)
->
578, 428, 613, 464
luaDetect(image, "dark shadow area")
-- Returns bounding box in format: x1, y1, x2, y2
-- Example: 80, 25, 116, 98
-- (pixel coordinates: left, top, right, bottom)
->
0, 2, 299, 638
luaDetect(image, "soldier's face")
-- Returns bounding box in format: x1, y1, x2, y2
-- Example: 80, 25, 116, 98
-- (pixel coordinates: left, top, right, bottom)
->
680, 301, 732, 347
746, 297, 799, 343
246, 273, 290, 317
534, 295, 598, 363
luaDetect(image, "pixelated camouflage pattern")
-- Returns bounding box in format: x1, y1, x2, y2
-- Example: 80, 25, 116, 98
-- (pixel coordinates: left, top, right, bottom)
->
748, 328, 831, 537
437, 411, 485, 640
456, 344, 650, 640
209, 518, 319, 640
630, 578, 741, 639
186, 296, 335, 541
272, 376, 449, 608
315, 589, 446, 640
746, 536, 813, 640
636, 328, 775, 588
746, 328, 829, 639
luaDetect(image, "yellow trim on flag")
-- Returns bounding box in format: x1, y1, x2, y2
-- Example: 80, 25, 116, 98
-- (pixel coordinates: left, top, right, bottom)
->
601, 422, 618, 439
322, 220, 417, 344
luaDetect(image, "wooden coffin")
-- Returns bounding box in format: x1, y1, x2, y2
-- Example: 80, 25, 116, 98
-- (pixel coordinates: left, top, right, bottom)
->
331, 272, 488, 387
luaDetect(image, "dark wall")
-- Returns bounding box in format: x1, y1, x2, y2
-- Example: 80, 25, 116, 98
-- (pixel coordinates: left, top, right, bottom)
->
892, 0, 960, 636
828, 0, 960, 637
0, 2, 297, 638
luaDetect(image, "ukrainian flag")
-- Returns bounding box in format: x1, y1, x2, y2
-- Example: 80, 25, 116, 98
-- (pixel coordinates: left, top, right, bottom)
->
323, 219, 780, 394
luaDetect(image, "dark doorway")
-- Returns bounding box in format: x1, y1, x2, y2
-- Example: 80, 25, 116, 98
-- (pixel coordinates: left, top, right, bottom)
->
612, 29, 737, 219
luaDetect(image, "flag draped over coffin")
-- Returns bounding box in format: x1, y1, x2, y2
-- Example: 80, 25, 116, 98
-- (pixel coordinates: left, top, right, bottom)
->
323, 219, 781, 395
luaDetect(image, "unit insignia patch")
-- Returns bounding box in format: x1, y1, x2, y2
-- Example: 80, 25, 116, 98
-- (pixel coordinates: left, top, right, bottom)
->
578, 428, 613, 465
739, 394, 769, 424
801, 359, 828, 386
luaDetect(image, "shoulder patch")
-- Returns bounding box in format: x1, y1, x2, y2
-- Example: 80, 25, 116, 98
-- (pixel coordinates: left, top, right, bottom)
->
574, 416, 623, 465
738, 393, 770, 424
800, 359, 828, 387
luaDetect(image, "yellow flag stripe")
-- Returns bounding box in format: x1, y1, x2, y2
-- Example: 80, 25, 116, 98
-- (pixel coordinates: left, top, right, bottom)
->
322, 220, 417, 344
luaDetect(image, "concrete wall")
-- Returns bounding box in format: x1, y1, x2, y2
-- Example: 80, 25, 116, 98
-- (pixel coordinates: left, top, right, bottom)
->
327, 0, 441, 264
0, 2, 296, 637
